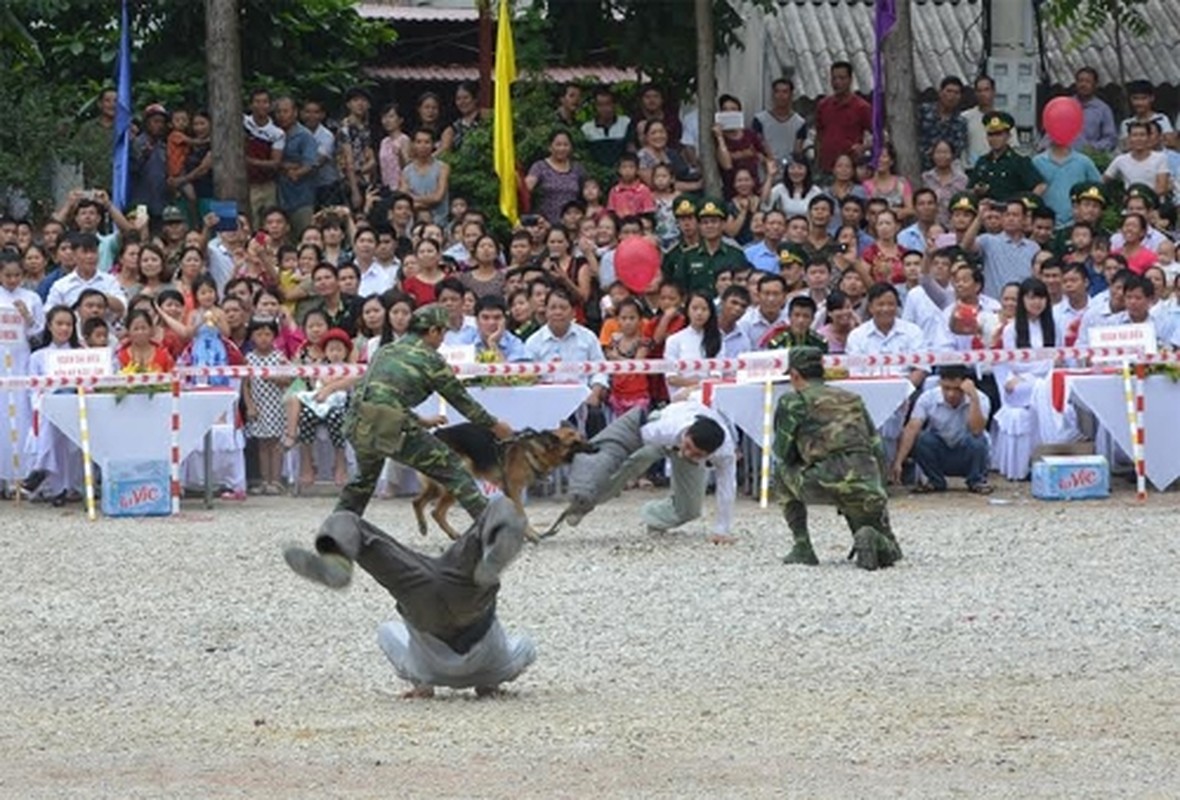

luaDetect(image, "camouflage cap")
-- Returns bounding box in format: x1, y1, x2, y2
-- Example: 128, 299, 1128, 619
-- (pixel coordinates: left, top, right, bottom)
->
787, 346, 825, 376
410, 303, 450, 332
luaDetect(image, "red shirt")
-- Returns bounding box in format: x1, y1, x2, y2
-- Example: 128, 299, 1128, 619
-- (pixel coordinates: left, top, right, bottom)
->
816, 93, 872, 172
117, 344, 176, 373
861, 242, 910, 284
401, 275, 441, 306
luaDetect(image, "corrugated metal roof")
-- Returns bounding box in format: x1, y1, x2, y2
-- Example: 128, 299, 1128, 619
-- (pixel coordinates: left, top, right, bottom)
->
356, 2, 479, 22
767, 0, 1180, 98
364, 64, 639, 83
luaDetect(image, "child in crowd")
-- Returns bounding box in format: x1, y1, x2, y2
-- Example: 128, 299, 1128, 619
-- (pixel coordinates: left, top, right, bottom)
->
580, 177, 605, 221
644, 280, 686, 406
649, 164, 679, 248
252, 287, 304, 358
22, 305, 84, 505
167, 108, 205, 219
607, 154, 656, 219
79, 317, 107, 348
283, 327, 354, 488
603, 297, 651, 416
117, 309, 175, 373
242, 316, 290, 496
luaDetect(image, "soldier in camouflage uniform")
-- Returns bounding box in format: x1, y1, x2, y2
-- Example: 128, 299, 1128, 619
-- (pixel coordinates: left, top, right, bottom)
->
773, 347, 902, 571
339, 304, 514, 518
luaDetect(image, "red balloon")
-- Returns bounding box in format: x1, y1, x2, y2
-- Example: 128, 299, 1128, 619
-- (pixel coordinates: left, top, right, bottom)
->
1043, 96, 1084, 146
614, 237, 661, 293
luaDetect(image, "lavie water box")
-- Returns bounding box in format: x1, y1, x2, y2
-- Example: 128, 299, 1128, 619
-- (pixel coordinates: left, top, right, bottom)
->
1031, 455, 1110, 500
102, 459, 172, 517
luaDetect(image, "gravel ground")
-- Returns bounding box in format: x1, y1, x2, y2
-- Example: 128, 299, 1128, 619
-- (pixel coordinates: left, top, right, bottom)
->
3, 482, 1180, 799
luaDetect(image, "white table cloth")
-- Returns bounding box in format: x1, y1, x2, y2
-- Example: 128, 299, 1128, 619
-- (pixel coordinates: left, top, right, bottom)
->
1067, 374, 1180, 491
708, 378, 915, 442
414, 384, 591, 431
43, 390, 238, 468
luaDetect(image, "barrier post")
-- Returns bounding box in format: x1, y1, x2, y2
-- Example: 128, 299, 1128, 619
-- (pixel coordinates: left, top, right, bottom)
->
1133, 364, 1147, 501
77, 388, 97, 521
1121, 360, 1146, 502
170, 377, 182, 514
759, 378, 773, 509
4, 350, 19, 505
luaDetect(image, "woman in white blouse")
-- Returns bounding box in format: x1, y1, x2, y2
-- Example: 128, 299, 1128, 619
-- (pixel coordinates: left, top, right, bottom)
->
663, 291, 722, 400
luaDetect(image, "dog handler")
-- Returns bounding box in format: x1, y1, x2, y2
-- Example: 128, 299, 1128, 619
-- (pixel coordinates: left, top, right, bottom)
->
339, 303, 514, 518
284, 496, 536, 697
553, 400, 737, 544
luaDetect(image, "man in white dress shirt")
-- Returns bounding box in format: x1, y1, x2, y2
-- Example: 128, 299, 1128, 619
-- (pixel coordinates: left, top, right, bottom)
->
549, 400, 737, 544
737, 273, 790, 347
45, 233, 126, 316
524, 288, 610, 432
354, 228, 396, 298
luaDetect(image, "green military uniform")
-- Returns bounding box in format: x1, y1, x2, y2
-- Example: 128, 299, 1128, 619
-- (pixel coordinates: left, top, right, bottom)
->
772, 348, 901, 570
1050, 181, 1109, 255
969, 112, 1043, 202
660, 195, 701, 285
338, 305, 499, 518
664, 198, 749, 296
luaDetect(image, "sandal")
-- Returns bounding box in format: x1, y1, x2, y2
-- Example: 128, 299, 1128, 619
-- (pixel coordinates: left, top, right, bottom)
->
910, 483, 938, 495
967, 482, 995, 495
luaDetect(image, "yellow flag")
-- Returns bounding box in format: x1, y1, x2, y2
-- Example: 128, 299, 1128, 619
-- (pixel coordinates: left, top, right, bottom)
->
494, 0, 518, 225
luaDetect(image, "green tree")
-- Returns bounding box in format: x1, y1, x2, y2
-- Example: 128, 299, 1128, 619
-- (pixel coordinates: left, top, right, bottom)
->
1045, 0, 1151, 117
0, 0, 395, 213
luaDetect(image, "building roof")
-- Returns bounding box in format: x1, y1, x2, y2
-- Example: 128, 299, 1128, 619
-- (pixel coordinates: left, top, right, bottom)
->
768, 0, 1180, 98
356, 2, 479, 22
364, 64, 638, 84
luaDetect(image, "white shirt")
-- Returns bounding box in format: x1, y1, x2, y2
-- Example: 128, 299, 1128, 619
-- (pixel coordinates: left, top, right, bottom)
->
663, 325, 711, 395
357, 261, 397, 299
1053, 296, 1090, 346
0, 286, 46, 347
243, 114, 285, 151
46, 270, 127, 312
900, 285, 946, 347
938, 296, 1001, 352
524, 322, 610, 389
845, 317, 927, 377
641, 400, 736, 536
1119, 113, 1173, 142
737, 305, 789, 350
1103, 150, 1169, 189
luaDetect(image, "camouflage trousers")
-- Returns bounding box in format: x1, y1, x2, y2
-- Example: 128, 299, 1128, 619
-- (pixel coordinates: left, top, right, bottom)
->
777, 451, 895, 544
337, 423, 488, 520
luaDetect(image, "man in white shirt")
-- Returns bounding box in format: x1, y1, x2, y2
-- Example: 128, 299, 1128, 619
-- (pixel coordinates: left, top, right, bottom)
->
737, 273, 789, 346
960, 75, 1012, 168
718, 284, 753, 356
354, 228, 395, 298
1054, 263, 1091, 347
1118, 81, 1175, 148
1104, 121, 1170, 196
898, 189, 940, 253
46, 233, 126, 316
437, 278, 478, 346
892, 365, 992, 494
553, 401, 737, 544
523, 287, 609, 404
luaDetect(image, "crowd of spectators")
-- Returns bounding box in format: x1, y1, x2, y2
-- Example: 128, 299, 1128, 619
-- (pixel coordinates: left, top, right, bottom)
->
3, 63, 1180, 503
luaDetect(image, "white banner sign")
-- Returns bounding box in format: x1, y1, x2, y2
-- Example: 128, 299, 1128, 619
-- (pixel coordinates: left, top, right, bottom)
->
0, 307, 24, 348
47, 348, 112, 378
1088, 322, 1157, 358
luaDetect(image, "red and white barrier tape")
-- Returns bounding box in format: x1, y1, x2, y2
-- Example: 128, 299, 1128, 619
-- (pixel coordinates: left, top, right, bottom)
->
0, 346, 1176, 390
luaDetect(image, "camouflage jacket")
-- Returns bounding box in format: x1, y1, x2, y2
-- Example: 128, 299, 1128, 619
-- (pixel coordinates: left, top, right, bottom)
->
773, 380, 884, 468
358, 334, 496, 428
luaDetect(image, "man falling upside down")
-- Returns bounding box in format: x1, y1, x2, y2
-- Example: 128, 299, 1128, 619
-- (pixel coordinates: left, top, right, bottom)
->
284, 496, 536, 698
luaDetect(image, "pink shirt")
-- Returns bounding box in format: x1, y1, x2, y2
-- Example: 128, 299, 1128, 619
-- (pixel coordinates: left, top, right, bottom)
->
607, 181, 656, 217
379, 134, 409, 190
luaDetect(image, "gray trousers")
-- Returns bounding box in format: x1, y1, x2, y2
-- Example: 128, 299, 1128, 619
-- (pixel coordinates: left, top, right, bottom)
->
567, 407, 707, 531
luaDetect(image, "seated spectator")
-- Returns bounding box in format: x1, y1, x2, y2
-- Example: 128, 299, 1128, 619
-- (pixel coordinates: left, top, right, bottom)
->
602, 297, 652, 416
452, 295, 528, 363
663, 291, 722, 399
524, 287, 609, 414
760, 295, 828, 351
738, 273, 789, 347
893, 365, 992, 494
716, 284, 753, 356
459, 234, 506, 300
435, 277, 476, 346
816, 289, 856, 353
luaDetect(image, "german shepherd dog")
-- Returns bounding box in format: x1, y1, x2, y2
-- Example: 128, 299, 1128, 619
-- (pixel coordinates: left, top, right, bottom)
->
413, 424, 599, 542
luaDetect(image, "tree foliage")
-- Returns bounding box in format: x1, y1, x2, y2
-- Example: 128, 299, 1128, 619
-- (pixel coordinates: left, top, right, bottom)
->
1045, 0, 1151, 48
0, 0, 394, 213
532, 0, 776, 102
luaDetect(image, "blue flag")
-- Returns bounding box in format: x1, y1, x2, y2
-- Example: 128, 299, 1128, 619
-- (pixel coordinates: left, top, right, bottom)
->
112, 0, 132, 209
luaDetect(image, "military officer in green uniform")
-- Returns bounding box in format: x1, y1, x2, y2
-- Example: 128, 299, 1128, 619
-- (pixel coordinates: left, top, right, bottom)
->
660, 195, 702, 286
969, 112, 1045, 202
773, 347, 902, 571
1051, 181, 1109, 255
664, 198, 749, 296
339, 304, 514, 518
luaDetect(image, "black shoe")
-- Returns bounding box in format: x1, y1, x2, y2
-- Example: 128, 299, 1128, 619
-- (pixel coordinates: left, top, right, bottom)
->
22, 470, 47, 494
50, 491, 68, 508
